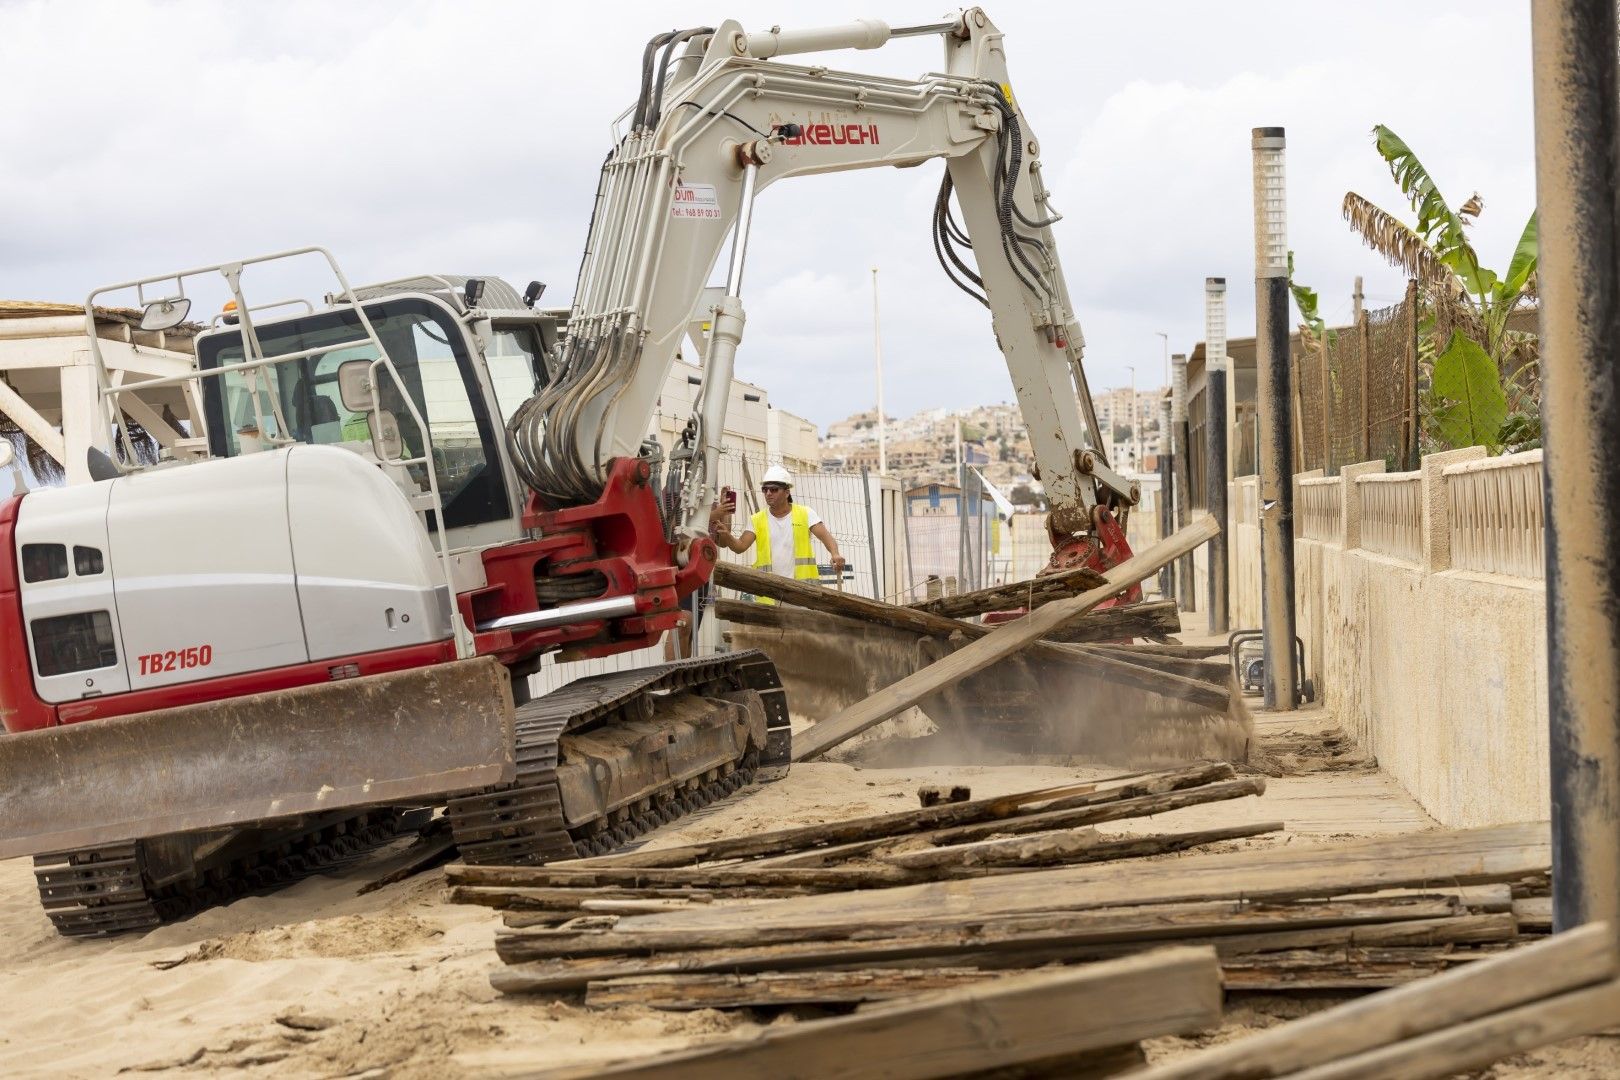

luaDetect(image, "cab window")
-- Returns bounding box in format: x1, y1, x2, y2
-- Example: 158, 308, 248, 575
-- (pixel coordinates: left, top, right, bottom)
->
197, 299, 510, 530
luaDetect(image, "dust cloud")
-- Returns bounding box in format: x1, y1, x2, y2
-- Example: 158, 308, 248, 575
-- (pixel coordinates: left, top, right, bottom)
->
727, 607, 1252, 770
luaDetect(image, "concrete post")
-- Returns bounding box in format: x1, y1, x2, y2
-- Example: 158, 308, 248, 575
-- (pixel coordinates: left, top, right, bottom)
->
1339, 459, 1388, 550
1205, 279, 1230, 634
1253, 127, 1297, 709
1420, 446, 1488, 573
1532, 0, 1620, 934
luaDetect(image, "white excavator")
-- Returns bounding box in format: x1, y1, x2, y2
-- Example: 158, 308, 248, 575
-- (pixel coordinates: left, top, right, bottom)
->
0, 9, 1139, 935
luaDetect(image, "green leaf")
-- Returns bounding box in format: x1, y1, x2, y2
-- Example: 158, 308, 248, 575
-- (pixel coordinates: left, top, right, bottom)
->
1371, 124, 1487, 294
1498, 210, 1539, 300
1287, 250, 1333, 342
1430, 332, 1509, 449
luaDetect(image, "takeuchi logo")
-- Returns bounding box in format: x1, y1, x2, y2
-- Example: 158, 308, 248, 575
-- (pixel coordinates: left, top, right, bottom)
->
781, 122, 881, 147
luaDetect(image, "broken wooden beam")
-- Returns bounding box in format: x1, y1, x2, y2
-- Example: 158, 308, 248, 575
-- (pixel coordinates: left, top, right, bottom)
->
583, 967, 993, 1010
518, 947, 1223, 1079
877, 821, 1282, 874
547, 763, 1233, 871
1281, 977, 1620, 1080
776, 776, 1269, 867
1132, 921, 1617, 1080
790, 514, 1224, 761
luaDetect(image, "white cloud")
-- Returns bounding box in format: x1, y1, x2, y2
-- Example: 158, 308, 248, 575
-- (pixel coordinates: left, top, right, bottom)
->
0, 0, 1537, 429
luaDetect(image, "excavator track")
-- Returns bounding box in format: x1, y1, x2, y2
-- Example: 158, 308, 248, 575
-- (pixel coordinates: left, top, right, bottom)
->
33, 809, 409, 938
447, 650, 790, 866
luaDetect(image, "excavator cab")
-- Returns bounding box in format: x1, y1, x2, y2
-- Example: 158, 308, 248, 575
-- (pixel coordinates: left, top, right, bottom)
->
191, 275, 560, 553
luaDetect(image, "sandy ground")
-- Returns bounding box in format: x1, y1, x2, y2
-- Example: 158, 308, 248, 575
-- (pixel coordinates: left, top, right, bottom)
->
1, 701, 1614, 1077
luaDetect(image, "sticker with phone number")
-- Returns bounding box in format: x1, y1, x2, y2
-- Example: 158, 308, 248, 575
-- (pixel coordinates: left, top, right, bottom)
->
139, 645, 214, 676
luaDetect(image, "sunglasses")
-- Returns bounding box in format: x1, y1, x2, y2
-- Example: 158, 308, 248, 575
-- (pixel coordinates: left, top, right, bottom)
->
761, 484, 787, 493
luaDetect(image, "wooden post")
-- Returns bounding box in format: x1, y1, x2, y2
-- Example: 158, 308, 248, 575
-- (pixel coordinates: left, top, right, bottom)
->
1319, 338, 1333, 473
1358, 310, 1371, 462
1404, 278, 1420, 469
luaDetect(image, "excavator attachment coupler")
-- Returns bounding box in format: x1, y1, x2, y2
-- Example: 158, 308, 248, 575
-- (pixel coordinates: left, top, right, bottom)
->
0, 658, 516, 861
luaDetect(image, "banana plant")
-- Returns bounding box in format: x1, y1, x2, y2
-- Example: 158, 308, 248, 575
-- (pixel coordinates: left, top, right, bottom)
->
1342, 125, 1538, 450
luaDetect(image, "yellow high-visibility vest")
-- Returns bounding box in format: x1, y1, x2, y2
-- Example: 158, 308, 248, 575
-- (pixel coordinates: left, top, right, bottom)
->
751, 504, 819, 604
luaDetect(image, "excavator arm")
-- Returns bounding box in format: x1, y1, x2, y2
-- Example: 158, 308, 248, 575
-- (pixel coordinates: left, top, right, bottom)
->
508, 9, 1134, 557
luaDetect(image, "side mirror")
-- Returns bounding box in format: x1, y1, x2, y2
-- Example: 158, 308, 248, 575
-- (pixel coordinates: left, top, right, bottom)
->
139, 297, 192, 332
337, 360, 376, 412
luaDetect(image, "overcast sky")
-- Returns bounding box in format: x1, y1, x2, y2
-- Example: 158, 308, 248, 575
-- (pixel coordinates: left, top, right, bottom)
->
0, 1, 1535, 429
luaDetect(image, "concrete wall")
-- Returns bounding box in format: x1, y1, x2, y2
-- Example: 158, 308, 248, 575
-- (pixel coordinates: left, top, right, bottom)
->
1229, 450, 1549, 828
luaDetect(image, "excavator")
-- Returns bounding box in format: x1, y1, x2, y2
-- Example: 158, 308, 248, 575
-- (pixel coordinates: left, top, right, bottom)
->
0, 9, 1139, 935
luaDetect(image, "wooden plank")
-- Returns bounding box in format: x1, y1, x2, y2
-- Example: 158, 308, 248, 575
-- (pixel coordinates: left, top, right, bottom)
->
1283, 977, 1620, 1080
452, 864, 914, 893
764, 776, 1267, 868
494, 912, 1508, 982
1132, 921, 1617, 1080
611, 822, 1551, 934
791, 515, 1223, 761
1514, 895, 1553, 932
1218, 946, 1467, 991
540, 763, 1231, 871
514, 946, 1223, 1079
447, 885, 808, 911
544, 927, 1521, 1010
906, 564, 1108, 619
880, 821, 1283, 873
906, 777, 1268, 851
498, 895, 1468, 959
584, 968, 994, 1010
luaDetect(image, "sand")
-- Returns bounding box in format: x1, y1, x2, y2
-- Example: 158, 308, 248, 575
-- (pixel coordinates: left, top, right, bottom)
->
0, 703, 1614, 1077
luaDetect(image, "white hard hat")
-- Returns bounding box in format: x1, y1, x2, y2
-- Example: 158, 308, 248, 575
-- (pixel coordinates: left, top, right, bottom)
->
762, 464, 793, 487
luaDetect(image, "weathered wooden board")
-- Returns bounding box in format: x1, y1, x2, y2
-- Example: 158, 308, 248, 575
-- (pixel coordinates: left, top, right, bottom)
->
609, 823, 1551, 934
542, 763, 1231, 871
1133, 922, 1616, 1080
1283, 977, 1620, 1080
497, 895, 1468, 958
515, 947, 1222, 1080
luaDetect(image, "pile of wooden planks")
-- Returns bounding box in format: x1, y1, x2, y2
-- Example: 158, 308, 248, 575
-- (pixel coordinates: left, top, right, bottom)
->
447, 764, 1270, 924
447, 770, 1553, 1014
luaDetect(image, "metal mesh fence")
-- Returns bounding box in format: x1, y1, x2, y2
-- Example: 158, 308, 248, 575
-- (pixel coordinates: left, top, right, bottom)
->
1295, 280, 1419, 475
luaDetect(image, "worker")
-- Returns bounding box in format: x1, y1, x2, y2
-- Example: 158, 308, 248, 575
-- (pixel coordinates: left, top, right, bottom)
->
712, 465, 845, 604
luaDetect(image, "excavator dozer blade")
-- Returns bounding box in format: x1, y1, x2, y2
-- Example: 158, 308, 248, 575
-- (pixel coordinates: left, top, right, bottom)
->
0, 657, 515, 861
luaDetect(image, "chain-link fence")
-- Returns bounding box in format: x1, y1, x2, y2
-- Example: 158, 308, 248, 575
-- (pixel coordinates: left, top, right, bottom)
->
1295, 280, 1420, 475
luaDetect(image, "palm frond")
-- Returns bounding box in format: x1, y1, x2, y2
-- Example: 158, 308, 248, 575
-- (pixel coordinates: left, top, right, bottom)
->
1342, 191, 1453, 288
1371, 125, 1489, 294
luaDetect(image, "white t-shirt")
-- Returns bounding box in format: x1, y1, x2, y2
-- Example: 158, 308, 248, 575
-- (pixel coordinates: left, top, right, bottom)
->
761, 504, 822, 577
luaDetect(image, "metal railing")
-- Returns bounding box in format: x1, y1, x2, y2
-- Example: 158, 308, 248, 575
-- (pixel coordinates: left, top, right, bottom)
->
1298, 476, 1344, 543
1446, 449, 1545, 579
1358, 472, 1423, 564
